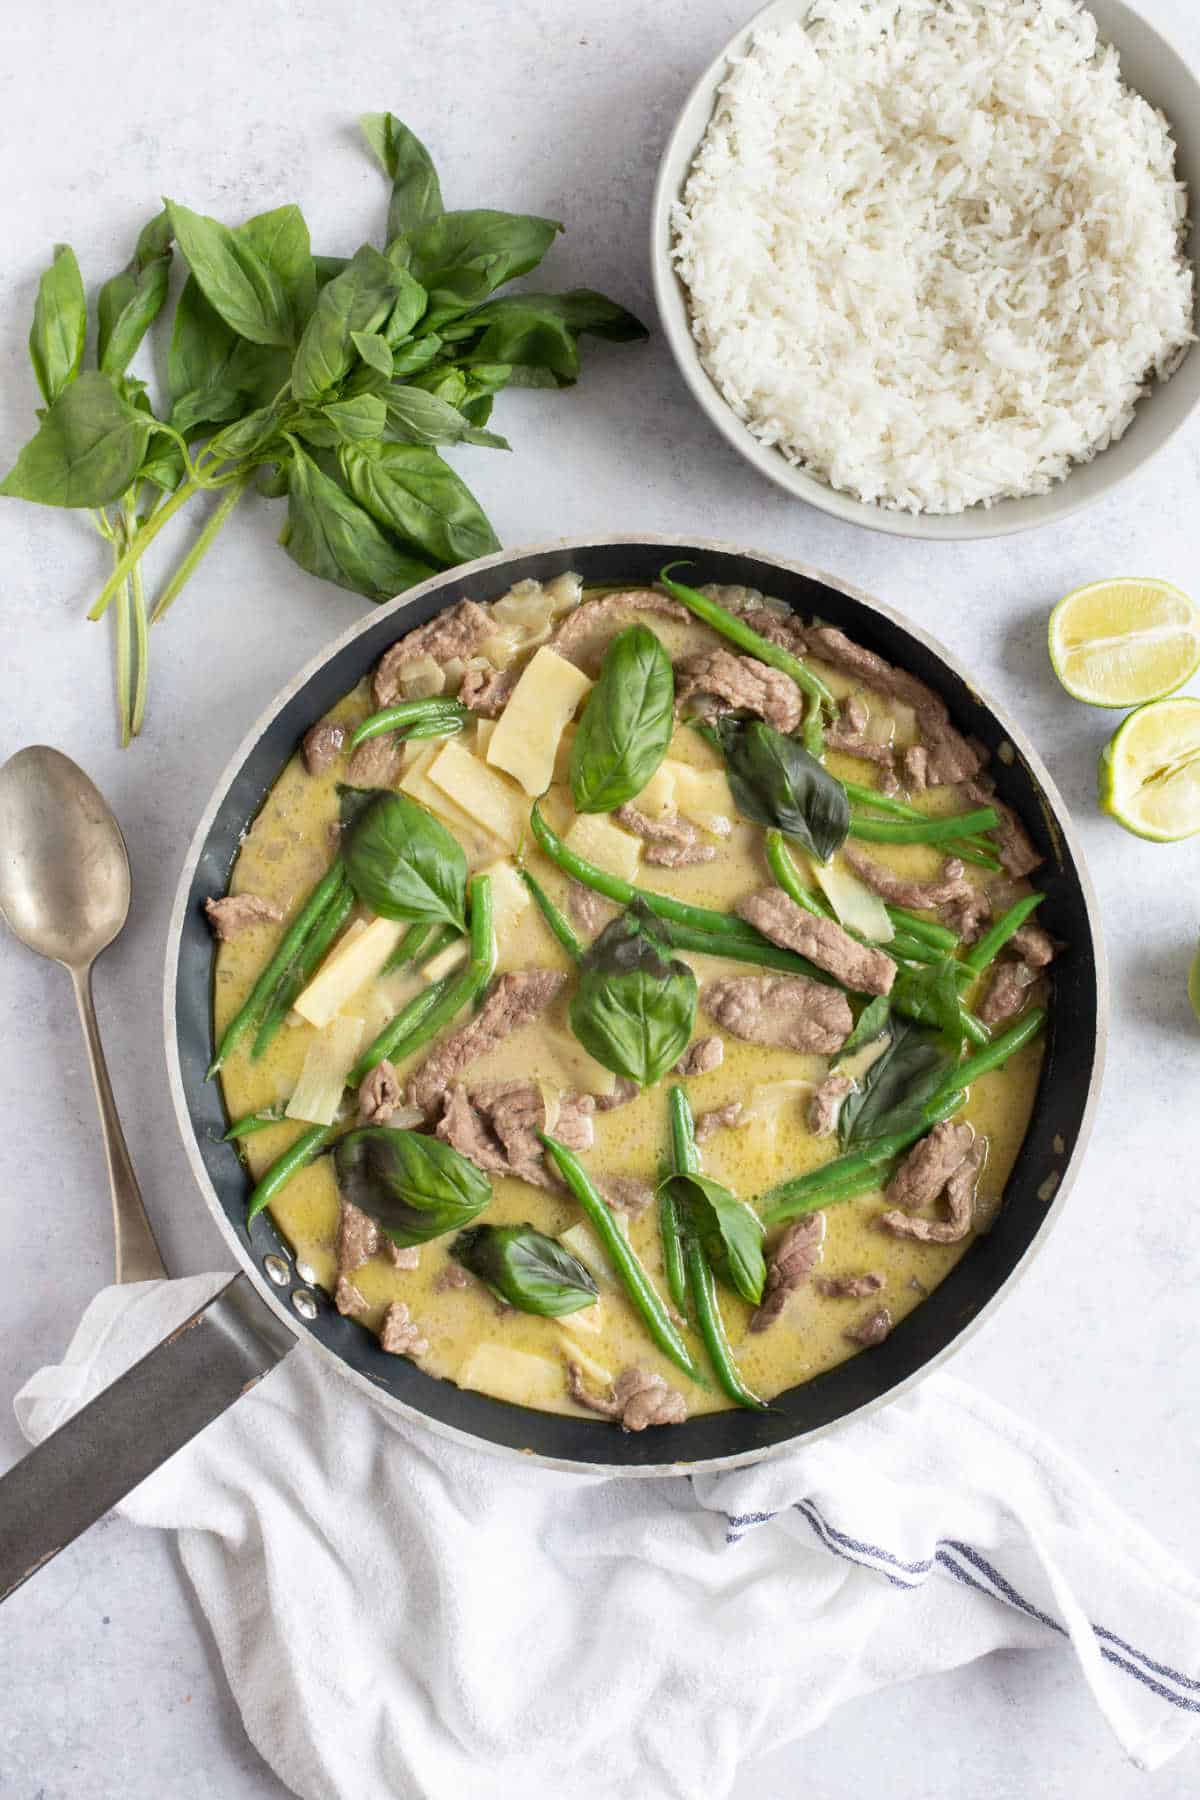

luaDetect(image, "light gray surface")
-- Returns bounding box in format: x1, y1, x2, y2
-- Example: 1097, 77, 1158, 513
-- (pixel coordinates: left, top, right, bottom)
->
0, 1, 1197, 1796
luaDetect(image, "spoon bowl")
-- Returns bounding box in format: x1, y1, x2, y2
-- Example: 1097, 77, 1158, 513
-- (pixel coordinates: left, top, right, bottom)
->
0, 745, 132, 969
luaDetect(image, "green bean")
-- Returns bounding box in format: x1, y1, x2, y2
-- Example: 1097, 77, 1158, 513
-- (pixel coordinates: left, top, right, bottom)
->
519, 867, 583, 959
207, 860, 347, 1077
841, 781, 1001, 869
247, 1124, 332, 1223
349, 874, 497, 1086
381, 921, 435, 977
760, 1089, 969, 1225
531, 801, 786, 950
658, 918, 835, 985
960, 895, 1045, 979
658, 1187, 689, 1317
849, 807, 999, 846
668, 1088, 766, 1410
540, 1132, 704, 1384
349, 698, 468, 749
223, 1105, 286, 1141
659, 564, 836, 711
252, 884, 356, 1060
764, 830, 835, 919
941, 1006, 1045, 1089
888, 932, 945, 967
403, 716, 467, 744
886, 907, 959, 952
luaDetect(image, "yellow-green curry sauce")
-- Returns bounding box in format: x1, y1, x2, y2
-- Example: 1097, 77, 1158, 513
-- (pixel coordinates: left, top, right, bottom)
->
214, 593, 1044, 1419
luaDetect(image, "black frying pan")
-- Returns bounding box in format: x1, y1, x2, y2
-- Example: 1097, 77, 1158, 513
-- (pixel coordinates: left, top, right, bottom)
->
0, 537, 1107, 1592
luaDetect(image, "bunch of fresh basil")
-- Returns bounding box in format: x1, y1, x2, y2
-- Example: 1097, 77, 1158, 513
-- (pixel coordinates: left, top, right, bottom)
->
0, 112, 646, 746
569, 903, 698, 1087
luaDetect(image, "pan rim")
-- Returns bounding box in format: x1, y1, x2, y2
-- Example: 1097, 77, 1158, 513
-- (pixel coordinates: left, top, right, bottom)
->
163, 533, 1109, 1477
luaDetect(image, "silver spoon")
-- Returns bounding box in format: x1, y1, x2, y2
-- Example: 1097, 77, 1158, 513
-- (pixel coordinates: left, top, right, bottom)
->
0, 745, 165, 1282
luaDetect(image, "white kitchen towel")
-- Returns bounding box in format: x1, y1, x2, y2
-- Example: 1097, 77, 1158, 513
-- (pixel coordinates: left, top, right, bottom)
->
15, 1275, 1200, 1800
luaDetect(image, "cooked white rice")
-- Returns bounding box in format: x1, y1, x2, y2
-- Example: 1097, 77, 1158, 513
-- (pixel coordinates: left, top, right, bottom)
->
672, 0, 1195, 513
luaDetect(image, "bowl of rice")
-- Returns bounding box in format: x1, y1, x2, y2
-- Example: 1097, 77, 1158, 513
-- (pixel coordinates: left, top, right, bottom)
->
652, 0, 1200, 537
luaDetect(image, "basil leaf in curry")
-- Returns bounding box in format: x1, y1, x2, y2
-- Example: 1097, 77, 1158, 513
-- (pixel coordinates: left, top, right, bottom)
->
451, 1224, 599, 1316
335, 1127, 490, 1246
837, 1020, 959, 1149
663, 1170, 766, 1306
341, 788, 468, 930
569, 902, 697, 1087
711, 716, 850, 863
890, 959, 964, 1041
834, 994, 892, 1066
569, 625, 675, 814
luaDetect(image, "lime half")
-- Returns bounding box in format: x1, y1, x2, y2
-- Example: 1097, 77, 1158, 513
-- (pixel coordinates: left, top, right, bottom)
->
1099, 697, 1200, 841
1049, 578, 1200, 707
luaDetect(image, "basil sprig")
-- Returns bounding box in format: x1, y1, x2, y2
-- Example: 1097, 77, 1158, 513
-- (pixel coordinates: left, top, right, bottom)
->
710, 716, 850, 863
569, 903, 697, 1087
0, 111, 646, 748
334, 1127, 491, 1246
450, 1224, 599, 1316
569, 625, 675, 814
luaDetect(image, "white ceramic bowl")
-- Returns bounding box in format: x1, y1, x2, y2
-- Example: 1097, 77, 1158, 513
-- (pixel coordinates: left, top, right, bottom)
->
651, 0, 1200, 540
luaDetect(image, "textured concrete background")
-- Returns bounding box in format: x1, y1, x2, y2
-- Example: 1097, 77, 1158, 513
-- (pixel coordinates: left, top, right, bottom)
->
0, 1, 1198, 1795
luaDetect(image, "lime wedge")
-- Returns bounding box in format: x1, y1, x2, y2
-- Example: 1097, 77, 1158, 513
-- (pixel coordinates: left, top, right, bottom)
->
1049, 578, 1200, 708
1099, 697, 1200, 841
1190, 940, 1200, 1024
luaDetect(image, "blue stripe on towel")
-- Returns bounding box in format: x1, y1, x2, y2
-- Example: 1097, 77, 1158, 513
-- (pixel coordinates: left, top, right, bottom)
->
715, 1495, 1200, 1713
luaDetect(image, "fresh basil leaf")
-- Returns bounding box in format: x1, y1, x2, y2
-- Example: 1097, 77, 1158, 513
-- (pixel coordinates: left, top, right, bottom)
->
335, 1127, 489, 1246
338, 441, 499, 566
569, 902, 697, 1087
838, 1020, 958, 1149
890, 959, 964, 1040
712, 717, 849, 862
389, 334, 443, 377
139, 440, 187, 494
382, 268, 427, 347
570, 625, 675, 813
451, 1224, 598, 1316
256, 461, 289, 498
401, 210, 562, 331
292, 244, 418, 402
98, 253, 171, 377
384, 383, 509, 450
314, 254, 348, 289
360, 112, 444, 239
319, 394, 388, 444
166, 200, 293, 347
28, 244, 86, 405
238, 204, 316, 332
663, 1171, 765, 1305
168, 273, 290, 437
351, 329, 394, 377
342, 788, 468, 929
0, 371, 154, 508
406, 365, 468, 407
456, 289, 647, 385
281, 444, 437, 601
835, 995, 891, 1066
206, 404, 282, 462
336, 781, 382, 834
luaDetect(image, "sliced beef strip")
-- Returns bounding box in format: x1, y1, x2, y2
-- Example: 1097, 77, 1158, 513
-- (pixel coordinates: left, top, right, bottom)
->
941, 885, 992, 944
808, 1072, 853, 1138
675, 1035, 724, 1077
1009, 922, 1056, 968
841, 845, 973, 911
964, 778, 1043, 878
435, 1263, 470, 1291
737, 889, 896, 996
978, 960, 1038, 1026
388, 1243, 420, 1271
345, 733, 403, 791
358, 1058, 402, 1126
568, 879, 616, 939
566, 1362, 688, 1430
335, 1277, 369, 1318
614, 804, 697, 848
884, 1120, 975, 1213
379, 1300, 428, 1358
302, 720, 346, 775
600, 1176, 655, 1219
407, 969, 566, 1116
436, 1080, 594, 1189
674, 648, 804, 735
807, 626, 985, 789
695, 1100, 745, 1141
880, 1136, 984, 1245
460, 664, 519, 718
825, 695, 900, 794
204, 893, 284, 941
644, 840, 717, 868
549, 590, 693, 672
816, 1272, 885, 1299
372, 601, 493, 707
337, 1201, 382, 1277
750, 1213, 827, 1332
703, 974, 852, 1055
594, 1077, 640, 1111
844, 1305, 892, 1347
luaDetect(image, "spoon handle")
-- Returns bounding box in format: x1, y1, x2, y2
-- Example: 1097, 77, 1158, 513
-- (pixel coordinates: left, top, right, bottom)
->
71, 965, 166, 1283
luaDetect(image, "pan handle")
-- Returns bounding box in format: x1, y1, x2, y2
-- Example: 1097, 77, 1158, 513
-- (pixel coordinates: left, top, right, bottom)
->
0, 1274, 295, 1602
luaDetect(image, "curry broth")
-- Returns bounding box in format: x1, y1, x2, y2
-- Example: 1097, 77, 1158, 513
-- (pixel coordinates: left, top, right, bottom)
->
214, 596, 1044, 1420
